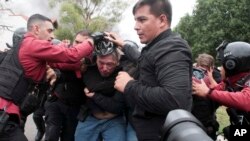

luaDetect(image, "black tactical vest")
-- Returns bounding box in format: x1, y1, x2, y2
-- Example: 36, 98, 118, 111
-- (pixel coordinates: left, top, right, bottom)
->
0, 39, 34, 106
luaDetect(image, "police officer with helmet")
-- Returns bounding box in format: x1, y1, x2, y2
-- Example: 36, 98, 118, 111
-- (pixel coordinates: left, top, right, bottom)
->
193, 41, 250, 141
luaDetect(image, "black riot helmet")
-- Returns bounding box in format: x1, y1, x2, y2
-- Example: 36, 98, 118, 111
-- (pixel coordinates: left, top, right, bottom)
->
12, 27, 27, 47
216, 41, 250, 76
6, 27, 27, 48
94, 38, 117, 56
124, 40, 139, 49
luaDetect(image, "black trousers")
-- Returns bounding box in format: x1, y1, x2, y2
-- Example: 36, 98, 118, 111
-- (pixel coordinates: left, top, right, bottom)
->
0, 121, 28, 141
33, 106, 45, 133
44, 99, 80, 141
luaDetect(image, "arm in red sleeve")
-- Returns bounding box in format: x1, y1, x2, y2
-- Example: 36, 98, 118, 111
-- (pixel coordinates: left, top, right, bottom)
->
26, 39, 93, 63
49, 61, 81, 71
209, 87, 250, 112
19, 34, 93, 81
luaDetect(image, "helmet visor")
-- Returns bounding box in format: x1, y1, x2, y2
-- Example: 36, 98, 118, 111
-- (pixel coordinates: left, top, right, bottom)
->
216, 41, 228, 63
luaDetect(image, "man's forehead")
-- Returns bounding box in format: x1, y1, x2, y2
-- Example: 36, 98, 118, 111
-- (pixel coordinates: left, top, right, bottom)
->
97, 55, 117, 62
134, 5, 151, 14
76, 35, 89, 40
134, 6, 155, 19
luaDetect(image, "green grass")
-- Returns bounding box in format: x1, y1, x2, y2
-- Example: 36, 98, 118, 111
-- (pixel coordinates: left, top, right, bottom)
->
216, 106, 230, 133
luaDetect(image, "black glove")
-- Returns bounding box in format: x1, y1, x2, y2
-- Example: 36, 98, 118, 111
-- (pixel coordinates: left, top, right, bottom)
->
91, 32, 105, 44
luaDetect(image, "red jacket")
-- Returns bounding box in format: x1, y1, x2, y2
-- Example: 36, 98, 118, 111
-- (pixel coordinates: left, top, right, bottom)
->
0, 32, 93, 117
209, 72, 250, 112
19, 33, 93, 81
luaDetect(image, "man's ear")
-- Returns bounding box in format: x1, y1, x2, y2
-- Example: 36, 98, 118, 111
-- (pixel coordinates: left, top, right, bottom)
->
161, 14, 167, 22
159, 14, 168, 27
33, 25, 40, 35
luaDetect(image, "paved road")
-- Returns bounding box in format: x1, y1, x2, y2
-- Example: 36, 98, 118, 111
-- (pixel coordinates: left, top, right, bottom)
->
24, 114, 45, 141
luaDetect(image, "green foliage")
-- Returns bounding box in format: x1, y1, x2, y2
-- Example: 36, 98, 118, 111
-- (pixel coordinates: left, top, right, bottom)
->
88, 16, 109, 32
216, 106, 230, 133
174, 0, 250, 62
54, 28, 74, 41
60, 2, 84, 32
49, 0, 128, 40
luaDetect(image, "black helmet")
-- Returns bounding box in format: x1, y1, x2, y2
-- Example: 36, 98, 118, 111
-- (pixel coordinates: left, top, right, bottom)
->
124, 40, 139, 49
94, 38, 117, 56
216, 41, 250, 76
13, 27, 26, 47
6, 27, 27, 48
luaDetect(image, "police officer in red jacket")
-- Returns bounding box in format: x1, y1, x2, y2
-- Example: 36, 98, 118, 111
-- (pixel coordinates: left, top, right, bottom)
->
193, 41, 250, 140
0, 14, 95, 141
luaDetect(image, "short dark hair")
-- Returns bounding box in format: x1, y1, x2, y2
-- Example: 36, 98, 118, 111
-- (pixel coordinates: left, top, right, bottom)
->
75, 30, 91, 38
133, 0, 172, 25
27, 14, 52, 31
